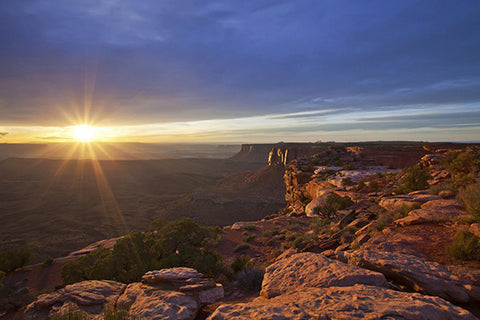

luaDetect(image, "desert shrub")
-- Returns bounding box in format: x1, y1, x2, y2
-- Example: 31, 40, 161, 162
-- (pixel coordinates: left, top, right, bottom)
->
0, 247, 33, 273
340, 226, 357, 244
429, 182, 456, 196
368, 212, 394, 234
341, 177, 353, 187
62, 218, 223, 284
233, 244, 250, 254
104, 305, 136, 320
242, 224, 257, 231
316, 194, 354, 219
395, 165, 431, 194
42, 258, 54, 267
230, 256, 254, 273
265, 238, 276, 247
262, 228, 280, 238
311, 217, 331, 234
441, 151, 478, 189
244, 234, 256, 242
447, 230, 480, 261
235, 268, 264, 291
457, 183, 480, 217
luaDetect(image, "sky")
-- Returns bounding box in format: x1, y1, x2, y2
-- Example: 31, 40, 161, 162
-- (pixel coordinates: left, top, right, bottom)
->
0, 0, 479, 143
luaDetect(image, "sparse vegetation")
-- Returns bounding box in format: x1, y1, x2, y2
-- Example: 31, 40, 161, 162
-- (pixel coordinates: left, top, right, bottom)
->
0, 247, 33, 273
242, 224, 257, 231
104, 305, 136, 320
233, 244, 250, 254
314, 194, 354, 219
244, 234, 256, 242
395, 165, 431, 194
311, 217, 331, 234
235, 267, 264, 291
230, 255, 254, 273
61, 218, 223, 284
42, 258, 54, 267
447, 230, 480, 261
457, 183, 480, 218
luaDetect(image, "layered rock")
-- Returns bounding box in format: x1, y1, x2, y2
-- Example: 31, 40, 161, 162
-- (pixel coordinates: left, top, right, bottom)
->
260, 252, 389, 298
209, 285, 477, 320
25, 268, 223, 320
339, 250, 480, 305
210, 252, 477, 320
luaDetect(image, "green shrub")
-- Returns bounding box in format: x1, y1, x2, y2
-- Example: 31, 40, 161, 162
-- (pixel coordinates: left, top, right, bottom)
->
235, 268, 264, 291
311, 217, 331, 234
62, 218, 223, 284
242, 224, 257, 231
315, 194, 354, 219
230, 256, 253, 273
0, 247, 33, 272
447, 230, 480, 261
395, 165, 431, 194
457, 183, 480, 217
42, 258, 54, 267
244, 234, 256, 242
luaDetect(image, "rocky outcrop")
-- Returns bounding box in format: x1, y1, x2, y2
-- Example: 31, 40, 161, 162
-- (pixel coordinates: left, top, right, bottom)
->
260, 252, 389, 298
394, 199, 465, 226
24, 280, 125, 320
339, 250, 480, 305
25, 268, 224, 320
209, 285, 477, 320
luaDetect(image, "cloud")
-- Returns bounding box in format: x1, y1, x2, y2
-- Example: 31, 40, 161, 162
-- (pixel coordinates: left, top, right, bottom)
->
0, 0, 479, 143
0, 132, 8, 138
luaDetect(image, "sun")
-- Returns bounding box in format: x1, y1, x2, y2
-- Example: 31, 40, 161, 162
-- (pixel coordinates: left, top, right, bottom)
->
73, 125, 96, 142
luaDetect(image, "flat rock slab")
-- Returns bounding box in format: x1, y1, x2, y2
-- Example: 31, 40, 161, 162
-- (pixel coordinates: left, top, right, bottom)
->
142, 268, 203, 284
341, 249, 480, 304
25, 280, 126, 320
118, 282, 199, 320
260, 252, 388, 298
395, 199, 465, 226
208, 285, 478, 320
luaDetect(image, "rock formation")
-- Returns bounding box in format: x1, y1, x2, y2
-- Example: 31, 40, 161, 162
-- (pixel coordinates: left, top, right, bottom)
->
24, 268, 224, 320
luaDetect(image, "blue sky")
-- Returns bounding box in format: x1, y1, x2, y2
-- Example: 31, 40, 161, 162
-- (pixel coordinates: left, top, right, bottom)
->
0, 0, 479, 142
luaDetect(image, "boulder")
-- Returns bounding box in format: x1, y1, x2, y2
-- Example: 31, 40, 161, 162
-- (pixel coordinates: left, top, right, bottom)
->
118, 283, 198, 320
25, 268, 224, 320
208, 285, 477, 320
304, 193, 330, 217
342, 250, 480, 304
260, 252, 388, 298
395, 204, 464, 226
379, 197, 419, 211
142, 268, 203, 284
25, 280, 126, 320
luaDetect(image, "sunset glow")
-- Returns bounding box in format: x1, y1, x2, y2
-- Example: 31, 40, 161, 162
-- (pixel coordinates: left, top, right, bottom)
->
72, 125, 96, 142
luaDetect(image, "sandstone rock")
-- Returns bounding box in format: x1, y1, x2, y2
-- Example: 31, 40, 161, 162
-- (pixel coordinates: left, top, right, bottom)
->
231, 221, 249, 230
409, 194, 443, 203
260, 252, 388, 298
421, 199, 464, 209
356, 233, 370, 245
25, 280, 125, 320
142, 268, 203, 284
197, 284, 224, 304
342, 249, 480, 304
209, 285, 477, 320
395, 205, 464, 226
26, 268, 223, 320
118, 283, 198, 320
274, 248, 299, 262
439, 189, 456, 198
304, 193, 330, 217
379, 197, 419, 211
